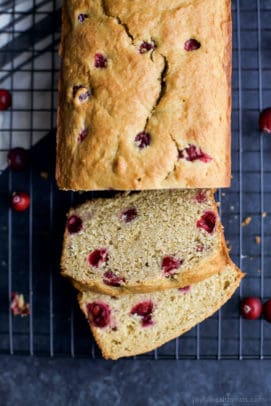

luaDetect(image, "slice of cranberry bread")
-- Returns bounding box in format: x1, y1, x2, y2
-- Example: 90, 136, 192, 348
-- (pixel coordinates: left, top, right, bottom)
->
62, 190, 230, 295
78, 263, 243, 360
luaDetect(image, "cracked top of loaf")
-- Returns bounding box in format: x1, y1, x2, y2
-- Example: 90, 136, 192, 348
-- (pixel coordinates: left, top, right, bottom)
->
56, 0, 231, 191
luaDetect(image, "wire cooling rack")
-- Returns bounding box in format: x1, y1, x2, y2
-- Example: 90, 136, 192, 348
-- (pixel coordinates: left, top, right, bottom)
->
0, 0, 271, 359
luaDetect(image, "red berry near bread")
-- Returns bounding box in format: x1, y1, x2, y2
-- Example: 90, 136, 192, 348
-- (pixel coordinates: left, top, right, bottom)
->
7, 147, 29, 171
10, 192, 30, 212
259, 108, 271, 134
263, 299, 271, 322
0, 89, 12, 110
240, 297, 262, 320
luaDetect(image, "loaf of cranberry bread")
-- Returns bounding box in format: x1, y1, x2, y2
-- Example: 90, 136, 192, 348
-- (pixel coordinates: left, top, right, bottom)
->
56, 0, 231, 190
61, 190, 230, 295
78, 264, 243, 359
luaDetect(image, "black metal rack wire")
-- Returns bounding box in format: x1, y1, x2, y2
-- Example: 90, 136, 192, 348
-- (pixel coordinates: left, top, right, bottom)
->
1, 0, 271, 359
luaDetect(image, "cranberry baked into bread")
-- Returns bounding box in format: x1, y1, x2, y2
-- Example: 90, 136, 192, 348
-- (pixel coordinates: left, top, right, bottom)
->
62, 190, 230, 295
79, 264, 243, 359
56, 0, 231, 190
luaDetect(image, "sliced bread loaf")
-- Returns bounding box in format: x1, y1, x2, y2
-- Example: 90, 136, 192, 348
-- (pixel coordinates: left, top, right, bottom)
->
62, 190, 229, 295
78, 263, 243, 360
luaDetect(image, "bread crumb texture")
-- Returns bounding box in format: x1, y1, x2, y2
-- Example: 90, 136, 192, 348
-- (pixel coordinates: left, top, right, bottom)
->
79, 264, 243, 359
56, 0, 231, 190
61, 190, 230, 295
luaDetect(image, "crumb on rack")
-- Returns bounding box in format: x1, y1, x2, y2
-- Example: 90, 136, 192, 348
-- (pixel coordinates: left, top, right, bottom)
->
257, 269, 261, 273
230, 205, 235, 211
226, 240, 232, 251
222, 192, 226, 197
255, 236, 261, 245
242, 216, 252, 227
40, 171, 48, 180
10, 292, 30, 317
262, 211, 267, 218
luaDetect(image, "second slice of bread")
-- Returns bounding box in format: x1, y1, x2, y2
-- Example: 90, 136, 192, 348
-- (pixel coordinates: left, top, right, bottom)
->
79, 263, 243, 360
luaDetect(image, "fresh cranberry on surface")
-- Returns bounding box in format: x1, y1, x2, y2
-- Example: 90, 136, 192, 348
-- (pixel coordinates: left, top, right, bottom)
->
10, 192, 30, 212
240, 297, 262, 320
7, 147, 29, 171
259, 108, 271, 134
263, 299, 271, 322
0, 89, 12, 110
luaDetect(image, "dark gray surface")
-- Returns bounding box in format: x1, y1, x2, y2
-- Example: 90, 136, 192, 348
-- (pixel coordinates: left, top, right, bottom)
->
0, 357, 271, 406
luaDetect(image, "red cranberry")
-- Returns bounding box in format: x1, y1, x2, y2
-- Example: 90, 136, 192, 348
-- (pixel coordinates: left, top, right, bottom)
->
184, 39, 201, 51
195, 190, 207, 203
88, 248, 108, 268
7, 147, 29, 171
120, 207, 138, 223
135, 132, 151, 149
78, 128, 88, 142
259, 108, 271, 134
139, 41, 155, 54
178, 144, 212, 163
103, 270, 125, 287
94, 53, 107, 68
131, 300, 154, 327
10, 192, 30, 212
78, 13, 88, 23
240, 297, 262, 320
87, 302, 111, 328
263, 299, 271, 322
0, 89, 12, 110
178, 286, 191, 293
161, 256, 183, 277
66, 215, 83, 234
197, 211, 216, 233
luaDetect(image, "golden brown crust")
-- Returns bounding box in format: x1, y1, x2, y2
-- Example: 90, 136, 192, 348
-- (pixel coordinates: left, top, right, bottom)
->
56, 0, 232, 191
79, 263, 244, 359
